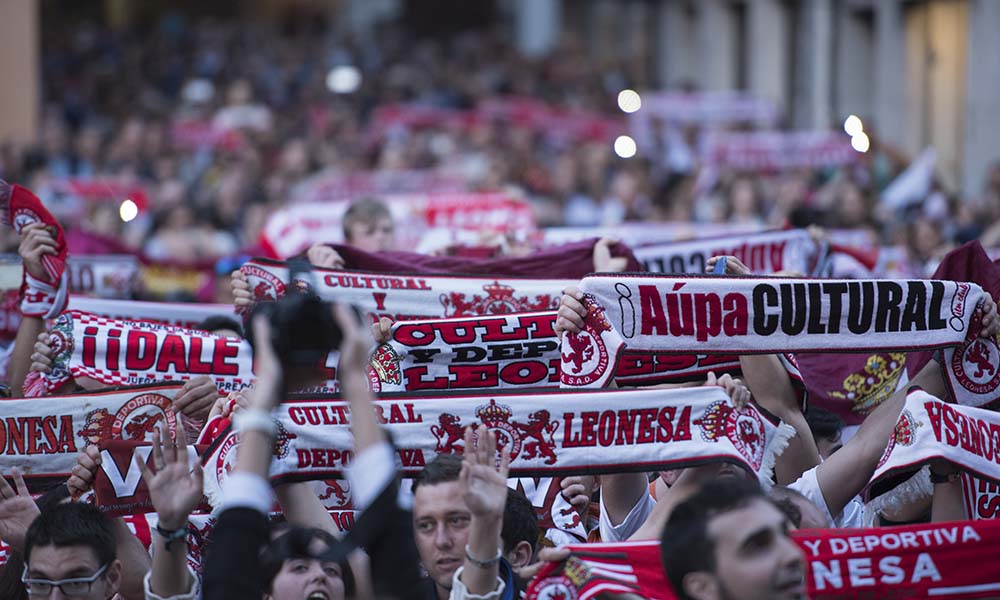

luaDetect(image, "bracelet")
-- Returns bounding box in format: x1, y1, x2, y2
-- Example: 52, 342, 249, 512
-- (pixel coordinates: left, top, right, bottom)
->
464, 544, 502, 569
234, 409, 277, 436
154, 523, 188, 552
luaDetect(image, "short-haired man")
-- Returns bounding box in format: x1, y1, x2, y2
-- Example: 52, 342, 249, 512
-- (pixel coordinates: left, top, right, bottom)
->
412, 442, 533, 600
305, 198, 395, 269
22, 502, 123, 600
660, 478, 805, 600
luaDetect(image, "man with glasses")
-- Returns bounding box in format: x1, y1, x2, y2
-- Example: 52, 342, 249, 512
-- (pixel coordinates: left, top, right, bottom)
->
22, 502, 122, 599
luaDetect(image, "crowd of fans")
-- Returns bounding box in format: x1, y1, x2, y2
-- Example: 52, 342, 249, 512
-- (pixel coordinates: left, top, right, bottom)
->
1, 12, 999, 275
2, 8, 1000, 600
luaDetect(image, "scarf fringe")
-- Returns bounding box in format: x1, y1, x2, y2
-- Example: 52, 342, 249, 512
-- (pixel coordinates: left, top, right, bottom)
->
759, 421, 796, 489
863, 465, 932, 526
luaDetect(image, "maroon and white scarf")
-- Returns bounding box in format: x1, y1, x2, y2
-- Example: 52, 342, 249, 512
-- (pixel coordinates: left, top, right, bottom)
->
0, 384, 182, 492
369, 311, 739, 393
527, 521, 1000, 600
561, 274, 986, 388
0, 181, 69, 318
241, 258, 572, 320
69, 296, 237, 330
867, 390, 1000, 515
202, 387, 792, 505
962, 472, 1000, 521
634, 229, 826, 276
23, 310, 276, 396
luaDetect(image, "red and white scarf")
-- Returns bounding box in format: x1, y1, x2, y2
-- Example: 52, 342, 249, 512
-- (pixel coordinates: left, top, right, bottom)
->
962, 472, 1000, 520
369, 311, 740, 393
528, 520, 1000, 600
634, 229, 827, 276
561, 274, 986, 388
867, 390, 1000, 515
0, 384, 182, 491
69, 296, 237, 329
202, 387, 792, 505
0, 181, 69, 318
240, 258, 571, 321
24, 310, 257, 396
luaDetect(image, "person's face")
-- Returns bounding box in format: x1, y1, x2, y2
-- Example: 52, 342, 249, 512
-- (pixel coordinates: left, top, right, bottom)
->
267, 557, 346, 600
412, 481, 471, 592
789, 495, 831, 530
688, 500, 806, 600
25, 544, 121, 600
346, 218, 395, 253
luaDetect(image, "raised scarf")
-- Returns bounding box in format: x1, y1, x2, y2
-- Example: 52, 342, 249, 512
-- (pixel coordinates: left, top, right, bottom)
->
0, 181, 69, 318
560, 274, 985, 388
368, 311, 739, 393
201, 387, 792, 505
69, 296, 237, 329
634, 229, 826, 276
867, 390, 1000, 516
21, 310, 342, 397
240, 258, 573, 320
0, 384, 182, 492
527, 520, 1000, 600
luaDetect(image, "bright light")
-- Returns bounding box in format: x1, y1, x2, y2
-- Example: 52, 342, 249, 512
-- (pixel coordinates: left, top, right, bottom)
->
119, 199, 138, 223
614, 135, 637, 158
326, 66, 362, 94
843, 114, 864, 137
851, 131, 870, 153
617, 89, 642, 113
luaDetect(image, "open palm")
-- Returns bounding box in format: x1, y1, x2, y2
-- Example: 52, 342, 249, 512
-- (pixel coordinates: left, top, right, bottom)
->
0, 469, 40, 550
138, 425, 204, 530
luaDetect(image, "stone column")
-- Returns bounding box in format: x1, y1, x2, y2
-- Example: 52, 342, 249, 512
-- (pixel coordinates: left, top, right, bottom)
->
873, 0, 906, 147
793, 0, 833, 129
696, 0, 737, 90
962, 0, 1000, 195
747, 0, 789, 116
513, 0, 560, 57
0, 0, 39, 146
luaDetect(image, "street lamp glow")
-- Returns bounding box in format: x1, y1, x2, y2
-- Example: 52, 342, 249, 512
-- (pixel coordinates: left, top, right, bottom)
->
326, 65, 362, 94
614, 135, 638, 158
851, 131, 871, 153
843, 114, 864, 137
617, 89, 642, 113
119, 199, 138, 222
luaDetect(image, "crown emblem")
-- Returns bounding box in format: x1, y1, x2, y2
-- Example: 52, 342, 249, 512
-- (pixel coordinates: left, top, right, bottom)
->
483, 281, 515, 300
476, 399, 513, 425
369, 344, 402, 384
829, 353, 906, 415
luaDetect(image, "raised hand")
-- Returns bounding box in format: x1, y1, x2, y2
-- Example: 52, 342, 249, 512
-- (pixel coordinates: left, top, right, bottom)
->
172, 375, 220, 422
231, 269, 253, 312
979, 294, 999, 339
67, 445, 102, 497
18, 222, 57, 282
307, 243, 346, 270
137, 424, 204, 531
460, 427, 510, 520
30, 332, 55, 374
705, 371, 751, 410
554, 286, 587, 338
0, 469, 41, 550
705, 255, 752, 276
592, 237, 629, 273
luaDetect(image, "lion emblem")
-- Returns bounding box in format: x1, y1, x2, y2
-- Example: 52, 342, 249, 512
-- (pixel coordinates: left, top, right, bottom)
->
431, 413, 466, 454
513, 410, 559, 465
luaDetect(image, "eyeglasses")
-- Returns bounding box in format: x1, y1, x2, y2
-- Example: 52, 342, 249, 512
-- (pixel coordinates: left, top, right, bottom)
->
21, 563, 108, 597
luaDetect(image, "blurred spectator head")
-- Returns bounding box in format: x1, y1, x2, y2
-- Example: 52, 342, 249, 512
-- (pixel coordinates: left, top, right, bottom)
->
342, 198, 394, 252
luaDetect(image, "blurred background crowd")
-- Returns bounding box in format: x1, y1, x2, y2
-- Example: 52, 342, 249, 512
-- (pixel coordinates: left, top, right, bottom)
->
1, 0, 1000, 302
